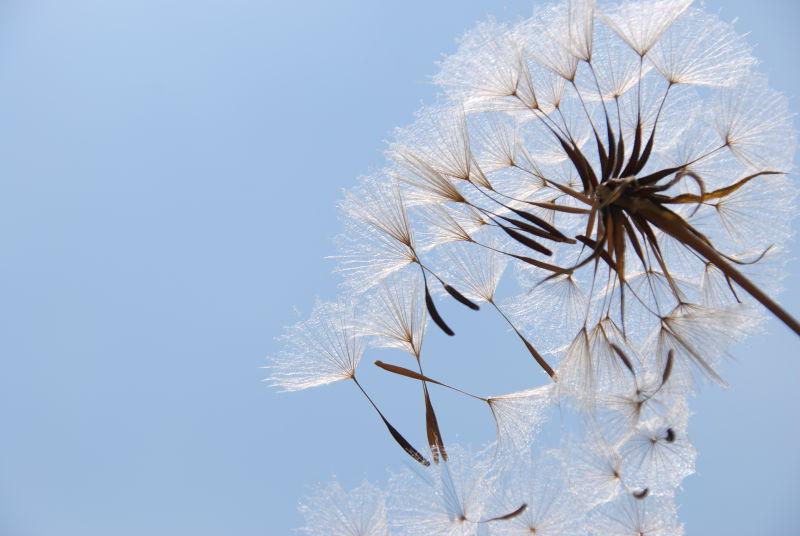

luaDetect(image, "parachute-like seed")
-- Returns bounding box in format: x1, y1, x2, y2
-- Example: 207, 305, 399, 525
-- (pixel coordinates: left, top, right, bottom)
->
590, 493, 683, 536
487, 384, 556, 461
648, 8, 755, 87
471, 113, 521, 173
435, 20, 524, 106
711, 76, 797, 171
599, 0, 692, 56
646, 303, 758, 387
562, 426, 627, 508
440, 243, 508, 304
388, 446, 492, 535
489, 452, 589, 535
360, 271, 428, 358
297, 479, 389, 536
418, 205, 479, 250
619, 417, 696, 494
393, 106, 492, 189
334, 177, 418, 292
267, 299, 364, 392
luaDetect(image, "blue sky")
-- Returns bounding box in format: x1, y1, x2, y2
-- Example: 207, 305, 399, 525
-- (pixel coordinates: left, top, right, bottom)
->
0, 1, 798, 534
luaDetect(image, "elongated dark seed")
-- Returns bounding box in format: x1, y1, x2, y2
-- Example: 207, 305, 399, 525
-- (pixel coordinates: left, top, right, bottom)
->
444, 284, 480, 310
636, 165, 683, 186
425, 286, 454, 336
521, 336, 556, 378
510, 254, 562, 272
374, 360, 439, 383
612, 132, 625, 177
662, 350, 674, 386
378, 413, 431, 466
633, 132, 655, 175
610, 343, 636, 376
508, 207, 565, 238
423, 383, 447, 463
621, 122, 643, 177
500, 215, 555, 241
482, 503, 528, 523
500, 224, 553, 256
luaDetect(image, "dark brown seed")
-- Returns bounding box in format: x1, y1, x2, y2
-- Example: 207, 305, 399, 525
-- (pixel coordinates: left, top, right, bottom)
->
481, 503, 528, 523
500, 215, 554, 240
594, 130, 610, 180
425, 286, 454, 336
665, 428, 676, 443
632, 130, 655, 174
374, 360, 488, 402
613, 132, 625, 177
560, 138, 591, 193
444, 284, 480, 310
636, 164, 683, 186
520, 335, 556, 379
662, 350, 674, 387
500, 224, 553, 256
604, 122, 617, 180
352, 377, 431, 466
510, 254, 562, 272
560, 137, 600, 192
633, 488, 650, 500
508, 206, 565, 238
379, 413, 431, 467
612, 210, 627, 283
620, 121, 643, 178
527, 200, 591, 215
374, 360, 443, 385
621, 214, 647, 269
423, 383, 447, 463
610, 343, 636, 376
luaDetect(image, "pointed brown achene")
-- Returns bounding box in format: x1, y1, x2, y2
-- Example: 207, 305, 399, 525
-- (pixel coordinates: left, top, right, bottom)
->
351, 376, 431, 467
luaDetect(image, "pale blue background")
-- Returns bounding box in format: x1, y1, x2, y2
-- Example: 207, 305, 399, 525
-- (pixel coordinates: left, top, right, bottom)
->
0, 1, 798, 534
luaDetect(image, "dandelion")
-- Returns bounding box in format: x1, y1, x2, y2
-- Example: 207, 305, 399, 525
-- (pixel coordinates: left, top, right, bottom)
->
271, 0, 799, 533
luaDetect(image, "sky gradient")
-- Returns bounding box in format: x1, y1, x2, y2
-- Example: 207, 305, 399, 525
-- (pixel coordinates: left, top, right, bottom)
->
1, 1, 798, 534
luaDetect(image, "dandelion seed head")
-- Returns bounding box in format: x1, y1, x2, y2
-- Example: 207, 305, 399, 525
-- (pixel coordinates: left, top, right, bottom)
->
276, 0, 798, 532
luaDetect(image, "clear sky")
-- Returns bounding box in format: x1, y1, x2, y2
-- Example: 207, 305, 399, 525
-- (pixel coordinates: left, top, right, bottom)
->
0, 1, 798, 534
